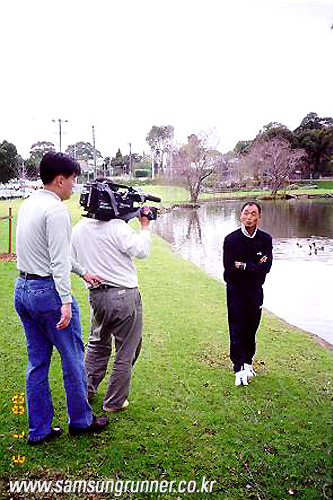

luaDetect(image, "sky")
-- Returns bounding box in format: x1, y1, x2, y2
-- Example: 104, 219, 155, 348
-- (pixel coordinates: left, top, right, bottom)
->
1, 0, 332, 159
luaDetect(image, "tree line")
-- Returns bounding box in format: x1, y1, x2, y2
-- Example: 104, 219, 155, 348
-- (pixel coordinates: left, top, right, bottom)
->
234, 113, 333, 179
1, 112, 332, 201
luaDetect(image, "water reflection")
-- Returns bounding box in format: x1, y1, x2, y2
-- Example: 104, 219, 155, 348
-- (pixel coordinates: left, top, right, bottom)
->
153, 200, 333, 345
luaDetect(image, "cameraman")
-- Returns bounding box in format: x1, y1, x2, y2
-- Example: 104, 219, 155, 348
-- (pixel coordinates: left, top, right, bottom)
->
71, 207, 151, 412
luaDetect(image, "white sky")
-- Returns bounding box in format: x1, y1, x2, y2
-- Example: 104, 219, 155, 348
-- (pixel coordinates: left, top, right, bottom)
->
1, 0, 332, 158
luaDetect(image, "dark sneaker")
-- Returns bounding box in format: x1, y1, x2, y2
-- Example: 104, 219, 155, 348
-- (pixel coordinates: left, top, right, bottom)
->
28, 427, 63, 445
69, 415, 109, 436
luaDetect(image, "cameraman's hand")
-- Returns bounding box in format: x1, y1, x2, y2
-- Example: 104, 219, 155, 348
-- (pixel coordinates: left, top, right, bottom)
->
82, 272, 102, 286
139, 207, 150, 229
57, 303, 72, 330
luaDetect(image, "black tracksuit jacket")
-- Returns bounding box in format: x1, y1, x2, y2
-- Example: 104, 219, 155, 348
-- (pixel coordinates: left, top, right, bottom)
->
223, 228, 273, 288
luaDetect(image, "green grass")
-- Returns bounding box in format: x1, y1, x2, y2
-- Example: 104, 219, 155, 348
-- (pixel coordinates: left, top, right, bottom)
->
296, 180, 333, 190
0, 193, 332, 499
200, 190, 267, 200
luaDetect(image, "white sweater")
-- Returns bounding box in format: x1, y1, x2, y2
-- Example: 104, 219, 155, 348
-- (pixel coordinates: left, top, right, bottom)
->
71, 217, 151, 288
16, 190, 85, 303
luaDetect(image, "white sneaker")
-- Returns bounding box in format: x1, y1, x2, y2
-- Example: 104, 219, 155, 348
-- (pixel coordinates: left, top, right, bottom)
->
103, 399, 129, 413
235, 369, 249, 386
244, 363, 256, 378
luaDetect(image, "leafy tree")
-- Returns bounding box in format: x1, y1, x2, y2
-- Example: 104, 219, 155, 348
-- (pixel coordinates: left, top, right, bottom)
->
257, 123, 296, 146
294, 113, 333, 176
29, 141, 55, 160
100, 156, 111, 177
65, 142, 102, 162
123, 152, 143, 173
0, 140, 19, 183
296, 112, 333, 131
24, 141, 56, 180
110, 149, 126, 175
172, 133, 218, 203
111, 149, 125, 167
104, 156, 111, 167
242, 137, 307, 195
259, 122, 285, 133
146, 125, 174, 173
234, 140, 253, 156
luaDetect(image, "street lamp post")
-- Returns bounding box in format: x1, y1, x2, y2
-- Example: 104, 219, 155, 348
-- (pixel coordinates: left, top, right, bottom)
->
128, 142, 132, 178
52, 118, 68, 152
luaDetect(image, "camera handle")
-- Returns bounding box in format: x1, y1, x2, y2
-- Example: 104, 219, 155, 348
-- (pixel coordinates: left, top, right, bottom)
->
104, 184, 120, 217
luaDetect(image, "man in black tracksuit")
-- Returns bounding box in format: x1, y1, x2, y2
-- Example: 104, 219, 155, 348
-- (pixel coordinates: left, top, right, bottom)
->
223, 201, 272, 386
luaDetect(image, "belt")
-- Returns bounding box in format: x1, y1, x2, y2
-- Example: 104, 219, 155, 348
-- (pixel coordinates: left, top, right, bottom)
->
92, 284, 119, 290
19, 272, 52, 280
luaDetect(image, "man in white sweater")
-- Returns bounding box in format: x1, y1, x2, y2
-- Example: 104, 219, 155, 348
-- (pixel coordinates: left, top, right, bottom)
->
71, 209, 151, 412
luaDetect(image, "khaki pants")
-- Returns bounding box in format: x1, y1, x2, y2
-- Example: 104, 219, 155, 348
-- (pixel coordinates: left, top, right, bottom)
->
86, 287, 142, 410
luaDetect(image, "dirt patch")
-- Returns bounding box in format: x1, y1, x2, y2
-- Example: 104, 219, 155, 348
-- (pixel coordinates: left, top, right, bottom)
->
197, 342, 268, 374
197, 343, 232, 369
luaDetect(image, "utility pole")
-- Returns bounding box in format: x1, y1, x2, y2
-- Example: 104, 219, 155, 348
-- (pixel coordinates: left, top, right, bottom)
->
128, 142, 132, 178
52, 118, 68, 151
92, 125, 97, 180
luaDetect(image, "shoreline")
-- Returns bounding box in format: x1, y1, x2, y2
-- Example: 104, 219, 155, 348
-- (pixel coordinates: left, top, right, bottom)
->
184, 192, 333, 206
263, 308, 333, 352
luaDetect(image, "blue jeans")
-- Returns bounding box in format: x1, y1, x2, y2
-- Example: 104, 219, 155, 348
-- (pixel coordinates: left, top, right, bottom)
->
15, 277, 93, 442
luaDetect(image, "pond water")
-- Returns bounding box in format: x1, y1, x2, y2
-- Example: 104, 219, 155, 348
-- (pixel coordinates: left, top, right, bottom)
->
153, 199, 333, 345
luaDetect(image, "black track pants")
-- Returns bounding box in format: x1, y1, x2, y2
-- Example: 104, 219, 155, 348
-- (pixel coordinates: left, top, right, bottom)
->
226, 284, 263, 373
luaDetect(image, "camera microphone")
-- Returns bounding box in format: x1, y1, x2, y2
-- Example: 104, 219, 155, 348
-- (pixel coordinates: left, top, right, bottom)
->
145, 194, 161, 203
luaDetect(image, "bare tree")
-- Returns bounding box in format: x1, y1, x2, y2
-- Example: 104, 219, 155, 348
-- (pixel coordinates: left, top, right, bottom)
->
242, 137, 307, 196
172, 133, 218, 203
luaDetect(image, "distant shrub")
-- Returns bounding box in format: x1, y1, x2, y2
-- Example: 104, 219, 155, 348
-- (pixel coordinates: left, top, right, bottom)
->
134, 169, 150, 178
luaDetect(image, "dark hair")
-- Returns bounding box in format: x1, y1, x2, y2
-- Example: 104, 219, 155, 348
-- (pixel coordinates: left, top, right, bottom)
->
240, 201, 262, 215
39, 152, 81, 185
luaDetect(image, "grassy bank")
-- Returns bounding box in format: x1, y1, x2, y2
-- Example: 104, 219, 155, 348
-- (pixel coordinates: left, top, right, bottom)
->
0, 195, 332, 500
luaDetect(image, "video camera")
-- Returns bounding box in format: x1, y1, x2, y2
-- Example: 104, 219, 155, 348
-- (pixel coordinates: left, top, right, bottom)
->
79, 179, 161, 222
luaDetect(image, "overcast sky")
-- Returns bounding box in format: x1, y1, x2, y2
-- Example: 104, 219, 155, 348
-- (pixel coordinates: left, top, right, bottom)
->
1, 0, 332, 159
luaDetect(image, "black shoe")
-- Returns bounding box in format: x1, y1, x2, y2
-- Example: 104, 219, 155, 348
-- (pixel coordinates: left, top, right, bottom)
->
68, 415, 109, 436
27, 427, 63, 445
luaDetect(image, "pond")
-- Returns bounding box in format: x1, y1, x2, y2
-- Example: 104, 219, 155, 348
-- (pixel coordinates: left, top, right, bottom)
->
153, 199, 333, 345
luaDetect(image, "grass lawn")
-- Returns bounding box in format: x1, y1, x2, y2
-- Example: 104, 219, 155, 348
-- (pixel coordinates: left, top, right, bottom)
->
0, 193, 332, 500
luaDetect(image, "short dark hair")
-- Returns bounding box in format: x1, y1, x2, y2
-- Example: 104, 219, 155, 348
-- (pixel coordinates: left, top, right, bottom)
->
240, 201, 262, 215
39, 152, 81, 185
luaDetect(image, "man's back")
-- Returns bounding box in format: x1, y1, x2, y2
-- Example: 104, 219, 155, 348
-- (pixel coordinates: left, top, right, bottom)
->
72, 217, 150, 288
72, 214, 151, 411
